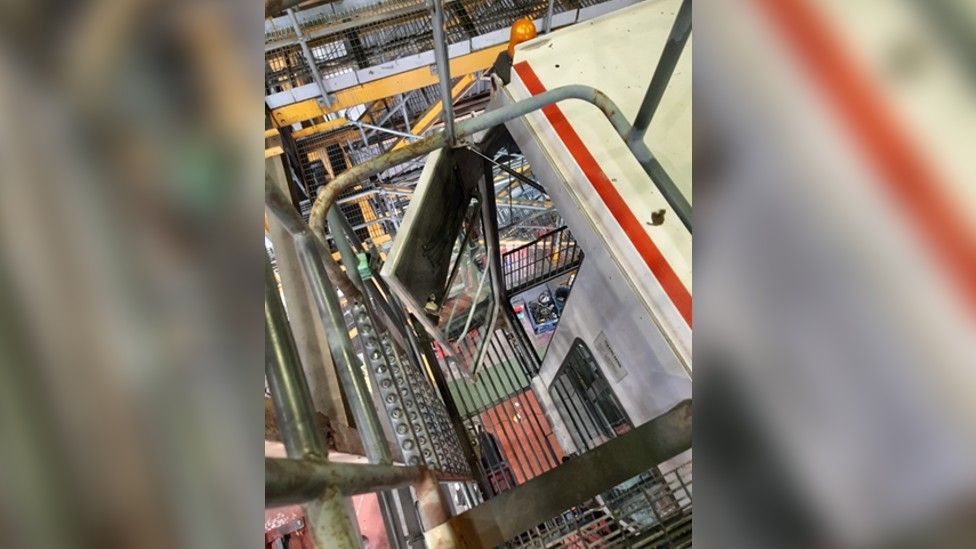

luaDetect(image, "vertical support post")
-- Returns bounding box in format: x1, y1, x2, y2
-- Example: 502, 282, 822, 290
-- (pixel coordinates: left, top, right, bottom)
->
417, 470, 461, 547
400, 94, 412, 134
379, 491, 408, 549
265, 254, 328, 459
287, 8, 333, 107
295, 233, 395, 465
265, 254, 361, 548
627, 0, 691, 142
396, 488, 427, 549
266, 181, 395, 465
543, 0, 556, 33
266, 157, 349, 426
328, 208, 366, 289
358, 124, 370, 148
298, 218, 411, 546
386, 195, 402, 231
430, 0, 456, 144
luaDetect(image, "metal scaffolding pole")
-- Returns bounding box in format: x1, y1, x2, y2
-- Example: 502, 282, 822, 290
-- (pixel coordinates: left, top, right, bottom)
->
430, 0, 456, 144
268, 184, 421, 548
629, 0, 692, 142
266, 181, 393, 465
265, 255, 329, 460
267, 458, 469, 507
543, 0, 556, 33
401, 96, 413, 134
287, 8, 333, 107
625, 0, 692, 232
266, 154, 348, 424
358, 124, 370, 147
365, 91, 416, 133
265, 254, 361, 548
309, 83, 694, 294
298, 233, 395, 460
266, 183, 468, 547
355, 121, 421, 142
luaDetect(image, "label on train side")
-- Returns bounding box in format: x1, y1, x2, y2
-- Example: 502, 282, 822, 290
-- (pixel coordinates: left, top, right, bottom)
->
594, 331, 628, 382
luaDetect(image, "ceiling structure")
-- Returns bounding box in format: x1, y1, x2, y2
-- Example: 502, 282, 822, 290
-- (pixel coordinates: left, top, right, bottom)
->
265, 0, 641, 253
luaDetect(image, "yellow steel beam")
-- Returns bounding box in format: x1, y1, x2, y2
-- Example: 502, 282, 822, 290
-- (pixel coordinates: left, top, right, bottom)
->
265, 128, 284, 158
271, 44, 504, 127
291, 117, 349, 139
295, 127, 362, 150
265, 144, 284, 158
356, 196, 385, 241
390, 73, 477, 151
274, 100, 329, 127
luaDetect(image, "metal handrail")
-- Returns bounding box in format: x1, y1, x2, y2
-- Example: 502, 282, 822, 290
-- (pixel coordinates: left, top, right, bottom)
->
264, 223, 470, 546
426, 400, 692, 546
501, 225, 568, 257
265, 252, 361, 547
266, 457, 471, 508
267, 178, 393, 465
629, 0, 691, 143
308, 84, 691, 300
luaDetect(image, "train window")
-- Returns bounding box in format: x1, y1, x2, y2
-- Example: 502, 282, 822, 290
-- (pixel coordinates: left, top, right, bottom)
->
548, 338, 631, 452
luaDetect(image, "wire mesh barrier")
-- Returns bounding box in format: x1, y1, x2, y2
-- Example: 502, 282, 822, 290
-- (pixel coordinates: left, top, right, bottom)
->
549, 338, 631, 451
265, 0, 466, 93
503, 226, 584, 296
503, 460, 692, 548
494, 341, 694, 548
293, 129, 403, 246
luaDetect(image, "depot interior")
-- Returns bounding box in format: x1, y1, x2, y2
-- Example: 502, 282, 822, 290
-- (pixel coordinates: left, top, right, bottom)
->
264, 0, 691, 546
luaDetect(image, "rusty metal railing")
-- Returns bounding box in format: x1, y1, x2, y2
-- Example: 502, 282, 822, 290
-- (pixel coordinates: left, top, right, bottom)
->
264, 242, 471, 547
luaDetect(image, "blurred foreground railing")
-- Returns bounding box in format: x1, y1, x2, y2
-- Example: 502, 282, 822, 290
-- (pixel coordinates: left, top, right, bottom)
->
426, 401, 692, 548
266, 246, 474, 547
